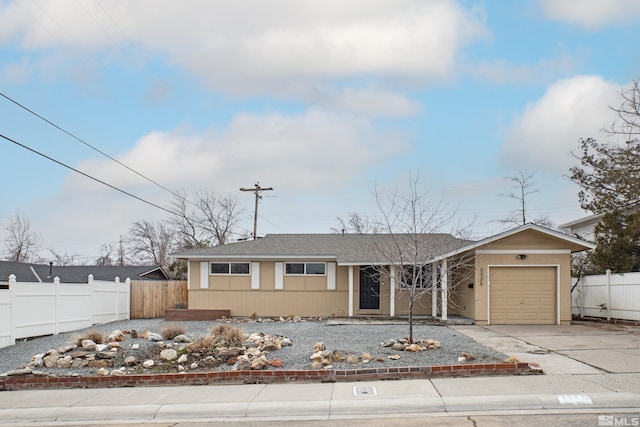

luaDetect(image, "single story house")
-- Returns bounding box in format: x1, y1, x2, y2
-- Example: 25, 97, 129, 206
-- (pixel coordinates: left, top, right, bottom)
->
0, 261, 168, 283
173, 224, 595, 325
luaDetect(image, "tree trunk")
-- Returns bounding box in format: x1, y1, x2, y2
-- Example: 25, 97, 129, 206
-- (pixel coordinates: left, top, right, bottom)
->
408, 299, 414, 344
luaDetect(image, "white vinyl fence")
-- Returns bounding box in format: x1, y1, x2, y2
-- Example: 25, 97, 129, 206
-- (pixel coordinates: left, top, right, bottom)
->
572, 270, 640, 321
0, 274, 130, 349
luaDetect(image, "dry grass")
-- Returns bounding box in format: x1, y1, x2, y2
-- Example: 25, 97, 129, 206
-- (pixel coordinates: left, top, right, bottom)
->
210, 324, 246, 347
161, 323, 186, 340
187, 335, 216, 354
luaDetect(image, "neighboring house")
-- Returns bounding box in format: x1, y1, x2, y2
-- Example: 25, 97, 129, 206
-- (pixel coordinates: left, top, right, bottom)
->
560, 213, 604, 242
0, 261, 168, 283
173, 224, 595, 325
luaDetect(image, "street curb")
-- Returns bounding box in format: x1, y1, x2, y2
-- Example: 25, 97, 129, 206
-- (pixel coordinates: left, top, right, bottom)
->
0, 362, 536, 391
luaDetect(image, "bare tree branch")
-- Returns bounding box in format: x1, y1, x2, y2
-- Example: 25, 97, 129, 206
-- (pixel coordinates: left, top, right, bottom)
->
2, 212, 40, 263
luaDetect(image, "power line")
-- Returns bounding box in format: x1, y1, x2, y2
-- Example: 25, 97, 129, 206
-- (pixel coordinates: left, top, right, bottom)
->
0, 91, 184, 202
0, 132, 178, 217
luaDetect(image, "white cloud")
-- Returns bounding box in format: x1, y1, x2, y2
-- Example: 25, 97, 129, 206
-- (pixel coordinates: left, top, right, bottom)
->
538, 0, 640, 29
501, 75, 622, 173
43, 110, 408, 252
0, 0, 487, 103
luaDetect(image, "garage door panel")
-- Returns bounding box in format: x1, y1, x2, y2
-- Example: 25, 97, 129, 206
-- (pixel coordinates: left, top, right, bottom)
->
490, 267, 556, 325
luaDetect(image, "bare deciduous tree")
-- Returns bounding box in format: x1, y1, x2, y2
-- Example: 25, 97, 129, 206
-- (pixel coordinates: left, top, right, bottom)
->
499, 169, 552, 228
127, 220, 175, 267
2, 213, 41, 263
171, 190, 246, 248
331, 211, 377, 234
371, 176, 475, 343
606, 79, 640, 140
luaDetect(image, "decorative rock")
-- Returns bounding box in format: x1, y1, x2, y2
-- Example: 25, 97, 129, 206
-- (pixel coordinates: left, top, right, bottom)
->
405, 344, 422, 352
458, 352, 475, 362
108, 330, 124, 342
177, 354, 188, 364
130, 329, 139, 338
190, 362, 199, 369
139, 330, 151, 339
250, 356, 268, 370
310, 350, 330, 361
280, 337, 293, 347
218, 347, 243, 361
43, 353, 60, 368
108, 342, 122, 350
147, 333, 163, 341
71, 359, 89, 369
376, 357, 384, 363
260, 339, 281, 352
6, 368, 32, 376
160, 349, 178, 361
312, 342, 326, 352
131, 344, 140, 350
88, 360, 109, 368
58, 345, 75, 354
30, 354, 44, 368
82, 340, 97, 351
110, 369, 125, 376
388, 355, 401, 360
421, 339, 441, 349
226, 357, 238, 366
381, 339, 396, 347
96, 351, 117, 359
173, 334, 192, 343
97, 368, 109, 376
269, 358, 283, 368
56, 356, 73, 368
310, 360, 323, 370
232, 360, 251, 371
96, 344, 109, 352
178, 365, 186, 372
143, 359, 155, 368
392, 343, 406, 351
123, 356, 137, 367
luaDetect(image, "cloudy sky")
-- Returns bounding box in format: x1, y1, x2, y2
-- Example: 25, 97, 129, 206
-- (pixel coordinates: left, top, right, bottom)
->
0, 0, 639, 262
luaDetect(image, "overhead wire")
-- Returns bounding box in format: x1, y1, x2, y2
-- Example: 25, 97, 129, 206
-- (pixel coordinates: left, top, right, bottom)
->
0, 132, 178, 217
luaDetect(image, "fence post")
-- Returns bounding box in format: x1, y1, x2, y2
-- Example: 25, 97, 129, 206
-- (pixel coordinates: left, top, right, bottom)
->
9, 274, 16, 345
606, 269, 611, 321
125, 278, 131, 320
54, 276, 61, 334
115, 277, 120, 322
580, 276, 584, 319
88, 274, 94, 324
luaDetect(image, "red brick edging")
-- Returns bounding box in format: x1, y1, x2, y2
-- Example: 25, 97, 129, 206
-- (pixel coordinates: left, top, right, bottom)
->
0, 362, 536, 391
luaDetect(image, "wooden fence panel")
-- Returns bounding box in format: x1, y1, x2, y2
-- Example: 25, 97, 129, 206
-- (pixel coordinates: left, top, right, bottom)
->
130, 280, 188, 319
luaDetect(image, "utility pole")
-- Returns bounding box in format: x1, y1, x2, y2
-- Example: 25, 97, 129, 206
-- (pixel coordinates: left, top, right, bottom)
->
240, 182, 273, 239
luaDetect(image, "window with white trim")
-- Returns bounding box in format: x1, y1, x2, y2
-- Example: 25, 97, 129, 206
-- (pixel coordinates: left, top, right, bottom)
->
210, 262, 250, 275
285, 262, 326, 275
399, 264, 432, 289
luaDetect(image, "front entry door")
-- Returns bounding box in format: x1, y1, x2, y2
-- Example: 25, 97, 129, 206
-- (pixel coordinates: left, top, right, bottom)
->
359, 266, 380, 310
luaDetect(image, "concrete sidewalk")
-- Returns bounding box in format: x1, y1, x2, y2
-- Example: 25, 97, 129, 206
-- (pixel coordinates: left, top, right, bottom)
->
0, 374, 639, 425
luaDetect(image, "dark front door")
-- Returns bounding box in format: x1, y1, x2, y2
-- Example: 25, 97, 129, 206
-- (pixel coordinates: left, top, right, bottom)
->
359, 266, 380, 310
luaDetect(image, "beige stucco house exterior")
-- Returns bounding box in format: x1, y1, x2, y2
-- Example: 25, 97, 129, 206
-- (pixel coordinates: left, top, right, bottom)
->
174, 224, 595, 325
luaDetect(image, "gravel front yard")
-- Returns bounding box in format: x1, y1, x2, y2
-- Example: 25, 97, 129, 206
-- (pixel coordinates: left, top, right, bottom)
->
0, 318, 507, 377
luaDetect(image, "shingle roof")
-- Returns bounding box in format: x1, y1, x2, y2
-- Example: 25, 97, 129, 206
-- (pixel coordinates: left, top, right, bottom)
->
0, 261, 168, 283
172, 233, 472, 265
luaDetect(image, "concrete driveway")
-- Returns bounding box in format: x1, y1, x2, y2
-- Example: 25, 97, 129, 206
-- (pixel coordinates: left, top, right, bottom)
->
450, 321, 640, 375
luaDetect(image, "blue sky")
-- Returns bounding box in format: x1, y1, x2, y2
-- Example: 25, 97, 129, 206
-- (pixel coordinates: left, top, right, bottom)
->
1, 0, 639, 262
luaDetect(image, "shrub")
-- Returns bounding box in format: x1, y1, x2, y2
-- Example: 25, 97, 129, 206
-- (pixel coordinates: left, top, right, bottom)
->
162, 323, 186, 340
187, 335, 216, 354
210, 324, 246, 347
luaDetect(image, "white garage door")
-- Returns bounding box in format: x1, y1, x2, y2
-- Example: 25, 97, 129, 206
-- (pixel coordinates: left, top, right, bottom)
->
489, 267, 556, 325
